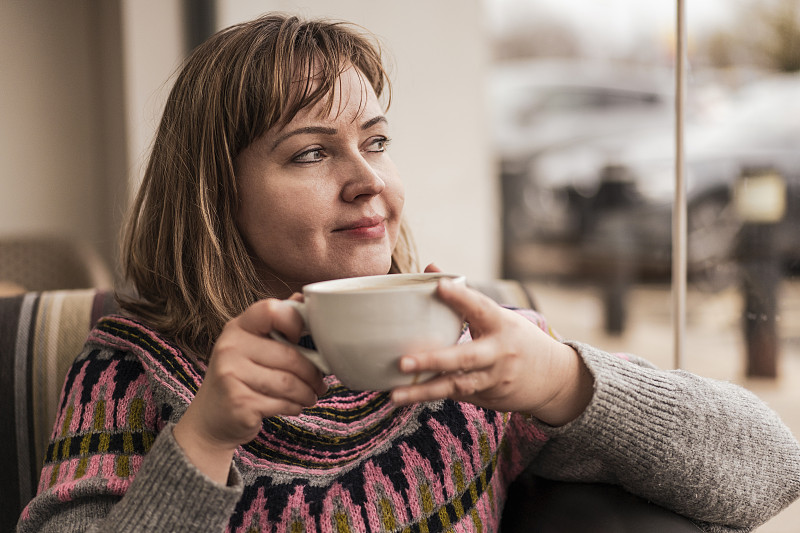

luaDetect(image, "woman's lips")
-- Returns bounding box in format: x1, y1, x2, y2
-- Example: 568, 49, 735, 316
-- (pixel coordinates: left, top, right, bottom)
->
334, 216, 386, 238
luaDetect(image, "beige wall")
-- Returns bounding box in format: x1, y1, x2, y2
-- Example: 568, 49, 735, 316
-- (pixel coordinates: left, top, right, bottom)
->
120, 0, 185, 197
0, 0, 184, 272
0, 0, 499, 281
0, 1, 115, 258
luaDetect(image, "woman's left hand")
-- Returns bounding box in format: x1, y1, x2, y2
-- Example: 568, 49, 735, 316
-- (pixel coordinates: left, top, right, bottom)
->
390, 274, 594, 426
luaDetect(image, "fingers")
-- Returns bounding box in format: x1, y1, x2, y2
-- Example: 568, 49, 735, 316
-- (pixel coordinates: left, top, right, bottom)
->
397, 280, 504, 374
394, 340, 498, 405
253, 340, 328, 397
238, 358, 321, 407
392, 283, 538, 409
213, 297, 327, 398
214, 332, 327, 398
188, 295, 329, 451
392, 368, 489, 405
399, 339, 495, 375
236, 298, 305, 342
246, 395, 307, 419
424, 262, 443, 273
233, 296, 326, 391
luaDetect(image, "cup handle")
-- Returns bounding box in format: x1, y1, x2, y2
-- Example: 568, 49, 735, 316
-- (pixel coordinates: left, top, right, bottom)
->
268, 300, 332, 375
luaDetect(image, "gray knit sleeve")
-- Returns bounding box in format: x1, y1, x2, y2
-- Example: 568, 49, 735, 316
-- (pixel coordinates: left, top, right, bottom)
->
527, 341, 800, 532
18, 424, 243, 532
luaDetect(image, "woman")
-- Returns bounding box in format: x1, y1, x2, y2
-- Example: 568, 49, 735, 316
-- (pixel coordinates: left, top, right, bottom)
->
18, 13, 800, 532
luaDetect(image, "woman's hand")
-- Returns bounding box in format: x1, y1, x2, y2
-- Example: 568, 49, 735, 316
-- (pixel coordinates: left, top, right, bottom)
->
390, 276, 594, 426
173, 295, 327, 483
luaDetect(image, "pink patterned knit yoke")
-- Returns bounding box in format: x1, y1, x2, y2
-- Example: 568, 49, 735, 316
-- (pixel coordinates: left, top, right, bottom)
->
31, 308, 554, 532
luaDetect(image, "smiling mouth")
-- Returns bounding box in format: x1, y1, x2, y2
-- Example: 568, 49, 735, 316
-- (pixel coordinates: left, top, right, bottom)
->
334, 216, 385, 232
333, 216, 386, 238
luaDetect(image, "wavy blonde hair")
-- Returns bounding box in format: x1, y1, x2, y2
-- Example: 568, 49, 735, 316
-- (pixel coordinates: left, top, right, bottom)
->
120, 13, 418, 361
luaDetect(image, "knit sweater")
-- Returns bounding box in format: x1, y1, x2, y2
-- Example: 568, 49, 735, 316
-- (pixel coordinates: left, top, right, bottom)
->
17, 310, 800, 533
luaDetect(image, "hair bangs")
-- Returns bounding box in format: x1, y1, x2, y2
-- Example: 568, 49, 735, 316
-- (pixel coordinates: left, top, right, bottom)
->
272, 22, 387, 131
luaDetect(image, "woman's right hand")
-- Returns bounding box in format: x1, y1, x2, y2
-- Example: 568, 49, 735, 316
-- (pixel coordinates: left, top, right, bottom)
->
173, 296, 327, 483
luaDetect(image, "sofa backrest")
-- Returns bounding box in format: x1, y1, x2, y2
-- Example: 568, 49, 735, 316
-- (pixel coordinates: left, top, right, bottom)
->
0, 289, 118, 531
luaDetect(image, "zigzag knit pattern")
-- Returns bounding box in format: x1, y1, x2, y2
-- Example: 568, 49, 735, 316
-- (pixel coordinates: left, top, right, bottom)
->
35, 314, 552, 532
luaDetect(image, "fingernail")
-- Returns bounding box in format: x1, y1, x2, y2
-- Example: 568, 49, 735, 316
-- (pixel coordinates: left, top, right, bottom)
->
400, 357, 417, 372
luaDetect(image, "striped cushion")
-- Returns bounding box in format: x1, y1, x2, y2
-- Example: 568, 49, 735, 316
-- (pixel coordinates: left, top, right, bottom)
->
0, 289, 117, 531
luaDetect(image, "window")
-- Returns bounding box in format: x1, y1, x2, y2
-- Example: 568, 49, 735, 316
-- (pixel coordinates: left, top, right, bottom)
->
488, 2, 800, 526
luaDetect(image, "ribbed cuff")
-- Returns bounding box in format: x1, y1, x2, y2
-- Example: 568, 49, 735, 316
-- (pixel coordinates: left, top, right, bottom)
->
546, 341, 686, 468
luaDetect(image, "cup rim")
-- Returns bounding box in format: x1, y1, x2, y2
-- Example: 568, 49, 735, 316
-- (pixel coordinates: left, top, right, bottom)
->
302, 272, 465, 295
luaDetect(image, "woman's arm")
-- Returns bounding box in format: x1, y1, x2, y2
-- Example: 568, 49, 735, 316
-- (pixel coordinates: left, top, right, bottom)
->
528, 341, 800, 531
17, 348, 242, 533
173, 296, 327, 483
20, 295, 328, 532
19, 425, 243, 532
390, 280, 800, 530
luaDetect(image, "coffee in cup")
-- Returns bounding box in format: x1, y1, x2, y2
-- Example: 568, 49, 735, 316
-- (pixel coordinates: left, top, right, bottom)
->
270, 272, 466, 391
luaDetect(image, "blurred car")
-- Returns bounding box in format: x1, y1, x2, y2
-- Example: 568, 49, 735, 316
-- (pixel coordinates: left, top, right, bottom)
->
501, 72, 800, 290
489, 58, 675, 169
489, 58, 696, 279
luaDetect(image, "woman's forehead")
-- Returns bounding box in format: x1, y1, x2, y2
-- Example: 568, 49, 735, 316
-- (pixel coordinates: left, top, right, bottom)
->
284, 66, 380, 127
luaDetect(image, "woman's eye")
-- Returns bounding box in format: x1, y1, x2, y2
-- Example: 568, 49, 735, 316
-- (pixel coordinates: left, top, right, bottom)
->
293, 148, 325, 163
367, 136, 391, 153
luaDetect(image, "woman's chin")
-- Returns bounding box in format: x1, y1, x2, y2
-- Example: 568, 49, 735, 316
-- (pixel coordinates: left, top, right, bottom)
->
334, 259, 393, 280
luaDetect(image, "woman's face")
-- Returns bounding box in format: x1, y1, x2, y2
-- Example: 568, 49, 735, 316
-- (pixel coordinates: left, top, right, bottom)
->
235, 66, 404, 296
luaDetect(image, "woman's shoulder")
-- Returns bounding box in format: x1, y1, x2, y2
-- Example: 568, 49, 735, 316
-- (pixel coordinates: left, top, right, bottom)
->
80, 313, 205, 400
86, 313, 170, 353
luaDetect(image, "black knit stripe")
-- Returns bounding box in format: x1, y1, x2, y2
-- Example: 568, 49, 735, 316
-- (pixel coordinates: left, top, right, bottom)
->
252, 410, 399, 456
44, 429, 157, 464
95, 318, 201, 393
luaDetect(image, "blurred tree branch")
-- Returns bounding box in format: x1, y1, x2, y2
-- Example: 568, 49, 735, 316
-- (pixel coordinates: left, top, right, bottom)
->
760, 0, 800, 71
699, 0, 800, 72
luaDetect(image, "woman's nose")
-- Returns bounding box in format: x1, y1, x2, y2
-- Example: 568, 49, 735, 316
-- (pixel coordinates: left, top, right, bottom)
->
340, 154, 386, 202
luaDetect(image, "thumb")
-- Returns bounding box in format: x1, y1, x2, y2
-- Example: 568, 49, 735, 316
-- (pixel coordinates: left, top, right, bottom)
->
436, 278, 501, 333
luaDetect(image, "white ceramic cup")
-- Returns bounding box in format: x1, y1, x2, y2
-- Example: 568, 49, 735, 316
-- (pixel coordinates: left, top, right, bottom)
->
270, 272, 466, 391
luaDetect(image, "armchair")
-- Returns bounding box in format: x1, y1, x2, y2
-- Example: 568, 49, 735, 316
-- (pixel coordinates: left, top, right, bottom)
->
0, 283, 700, 532
0, 235, 113, 292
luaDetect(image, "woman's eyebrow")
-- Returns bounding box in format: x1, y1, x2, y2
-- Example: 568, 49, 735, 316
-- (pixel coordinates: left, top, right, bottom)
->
271, 126, 337, 150
362, 115, 388, 130
271, 116, 387, 150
